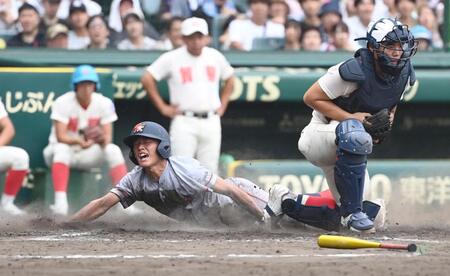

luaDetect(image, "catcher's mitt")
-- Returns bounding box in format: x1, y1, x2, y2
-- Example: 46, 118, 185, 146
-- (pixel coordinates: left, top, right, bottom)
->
81, 126, 105, 144
363, 108, 392, 144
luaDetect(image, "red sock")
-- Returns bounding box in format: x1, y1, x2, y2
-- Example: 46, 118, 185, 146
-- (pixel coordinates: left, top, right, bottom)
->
3, 169, 28, 196
110, 164, 127, 186
52, 163, 69, 192
304, 189, 337, 209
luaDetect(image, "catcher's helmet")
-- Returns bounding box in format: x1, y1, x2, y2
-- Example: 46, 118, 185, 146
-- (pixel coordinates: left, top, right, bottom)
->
72, 64, 100, 91
123, 121, 171, 164
356, 18, 417, 75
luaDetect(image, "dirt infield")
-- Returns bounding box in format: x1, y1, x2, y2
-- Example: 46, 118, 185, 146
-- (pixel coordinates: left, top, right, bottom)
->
0, 206, 449, 276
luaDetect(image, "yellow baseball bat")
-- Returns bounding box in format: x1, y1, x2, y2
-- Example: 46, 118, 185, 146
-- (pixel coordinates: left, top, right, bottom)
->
318, 235, 417, 252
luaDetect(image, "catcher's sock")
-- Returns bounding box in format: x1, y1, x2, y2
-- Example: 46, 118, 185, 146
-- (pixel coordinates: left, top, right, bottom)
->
304, 190, 337, 209
110, 164, 127, 186
52, 162, 69, 192
3, 169, 27, 196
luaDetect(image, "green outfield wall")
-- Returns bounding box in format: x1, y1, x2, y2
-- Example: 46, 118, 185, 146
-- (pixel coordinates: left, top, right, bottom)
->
112, 67, 448, 102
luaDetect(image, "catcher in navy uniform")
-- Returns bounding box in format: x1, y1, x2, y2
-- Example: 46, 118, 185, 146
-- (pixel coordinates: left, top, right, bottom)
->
267, 18, 417, 232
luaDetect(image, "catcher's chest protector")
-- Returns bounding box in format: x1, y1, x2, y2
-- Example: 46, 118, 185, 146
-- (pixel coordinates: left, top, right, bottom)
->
334, 48, 414, 114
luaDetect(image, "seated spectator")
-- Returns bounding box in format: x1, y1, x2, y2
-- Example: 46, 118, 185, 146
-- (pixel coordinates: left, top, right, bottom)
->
341, 0, 357, 19
418, 4, 442, 48
373, 0, 397, 19
395, 0, 417, 28
7, 2, 45, 47
194, 0, 237, 35
56, 0, 101, 20
86, 14, 112, 49
330, 21, 353, 51
344, 0, 375, 50
43, 65, 131, 216
157, 0, 173, 22
411, 24, 432, 51
319, 0, 342, 43
300, 25, 326, 51
117, 11, 157, 50
227, 0, 284, 51
197, 0, 237, 18
0, 0, 18, 36
283, 19, 301, 50
270, 0, 290, 25
108, 0, 160, 45
285, 0, 303, 21
153, 16, 184, 50
40, 0, 66, 34
169, 0, 200, 18
298, 0, 322, 30
67, 1, 90, 49
46, 22, 68, 48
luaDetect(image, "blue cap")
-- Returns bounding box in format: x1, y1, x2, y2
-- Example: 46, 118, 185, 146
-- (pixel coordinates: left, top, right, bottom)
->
71, 65, 100, 91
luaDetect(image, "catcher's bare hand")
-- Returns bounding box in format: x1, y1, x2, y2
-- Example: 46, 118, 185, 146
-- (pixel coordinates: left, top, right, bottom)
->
349, 112, 372, 123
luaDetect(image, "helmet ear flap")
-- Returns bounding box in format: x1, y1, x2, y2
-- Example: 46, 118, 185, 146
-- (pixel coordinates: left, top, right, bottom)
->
157, 140, 171, 159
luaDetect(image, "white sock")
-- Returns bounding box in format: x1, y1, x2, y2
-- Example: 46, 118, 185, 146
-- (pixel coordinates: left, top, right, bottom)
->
54, 192, 68, 206
1, 194, 15, 207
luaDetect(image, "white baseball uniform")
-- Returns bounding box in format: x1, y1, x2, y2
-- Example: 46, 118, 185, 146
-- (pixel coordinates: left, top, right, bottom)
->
43, 91, 124, 169
0, 99, 29, 215
111, 156, 268, 226
147, 46, 234, 173
298, 63, 410, 202
0, 100, 29, 172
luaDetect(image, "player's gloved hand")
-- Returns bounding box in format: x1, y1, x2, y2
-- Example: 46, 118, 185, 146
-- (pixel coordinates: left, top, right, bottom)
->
363, 108, 392, 144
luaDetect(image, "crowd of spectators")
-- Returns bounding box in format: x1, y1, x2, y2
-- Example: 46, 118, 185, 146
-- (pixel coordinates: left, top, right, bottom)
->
0, 0, 446, 51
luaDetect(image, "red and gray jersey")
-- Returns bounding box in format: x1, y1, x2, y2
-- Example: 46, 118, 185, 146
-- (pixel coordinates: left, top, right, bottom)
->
111, 156, 233, 224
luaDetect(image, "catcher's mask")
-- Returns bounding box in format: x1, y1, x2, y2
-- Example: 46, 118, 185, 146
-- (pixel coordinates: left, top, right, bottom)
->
72, 64, 100, 91
356, 18, 418, 76
123, 121, 171, 164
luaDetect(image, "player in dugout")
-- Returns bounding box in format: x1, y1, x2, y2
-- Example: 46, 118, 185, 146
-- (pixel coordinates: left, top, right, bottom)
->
43, 65, 139, 216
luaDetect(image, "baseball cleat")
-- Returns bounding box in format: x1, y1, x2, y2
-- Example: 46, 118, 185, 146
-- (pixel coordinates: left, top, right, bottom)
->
266, 185, 291, 217
1, 202, 26, 216
342, 211, 374, 232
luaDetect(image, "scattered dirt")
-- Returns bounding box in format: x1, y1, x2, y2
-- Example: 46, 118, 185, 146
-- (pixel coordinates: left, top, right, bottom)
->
0, 206, 449, 276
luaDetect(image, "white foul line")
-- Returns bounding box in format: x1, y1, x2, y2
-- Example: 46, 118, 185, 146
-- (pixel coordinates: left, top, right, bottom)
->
0, 252, 419, 260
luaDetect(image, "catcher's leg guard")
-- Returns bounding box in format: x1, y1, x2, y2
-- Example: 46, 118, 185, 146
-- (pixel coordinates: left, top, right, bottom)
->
281, 191, 341, 231
335, 119, 374, 230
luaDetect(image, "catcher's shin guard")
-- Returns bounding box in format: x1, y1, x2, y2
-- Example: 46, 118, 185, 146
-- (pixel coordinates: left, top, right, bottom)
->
334, 119, 373, 217
281, 195, 341, 231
